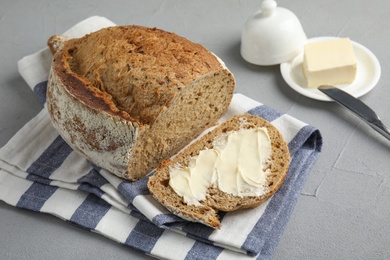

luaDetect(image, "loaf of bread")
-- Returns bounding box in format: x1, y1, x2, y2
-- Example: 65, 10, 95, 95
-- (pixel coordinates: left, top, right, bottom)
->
147, 114, 290, 228
46, 26, 235, 181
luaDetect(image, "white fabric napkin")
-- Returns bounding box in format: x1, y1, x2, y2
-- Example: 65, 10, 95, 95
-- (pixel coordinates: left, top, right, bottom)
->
0, 16, 322, 260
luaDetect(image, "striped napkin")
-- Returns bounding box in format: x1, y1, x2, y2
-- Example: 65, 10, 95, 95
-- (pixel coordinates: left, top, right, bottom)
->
0, 16, 322, 260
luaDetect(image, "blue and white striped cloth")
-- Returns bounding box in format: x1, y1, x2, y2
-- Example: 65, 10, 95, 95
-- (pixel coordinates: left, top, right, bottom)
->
0, 17, 322, 260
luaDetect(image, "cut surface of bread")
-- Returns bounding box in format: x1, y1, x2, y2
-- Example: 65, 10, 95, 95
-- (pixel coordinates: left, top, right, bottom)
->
147, 114, 290, 229
46, 25, 235, 181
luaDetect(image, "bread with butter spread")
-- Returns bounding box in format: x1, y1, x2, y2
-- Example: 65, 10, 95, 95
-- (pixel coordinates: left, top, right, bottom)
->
46, 25, 235, 181
147, 114, 290, 229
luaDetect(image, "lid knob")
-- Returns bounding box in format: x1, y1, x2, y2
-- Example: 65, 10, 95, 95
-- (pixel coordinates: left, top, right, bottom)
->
261, 0, 277, 17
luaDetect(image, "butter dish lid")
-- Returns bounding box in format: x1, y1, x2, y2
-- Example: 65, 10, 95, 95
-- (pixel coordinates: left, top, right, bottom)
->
240, 0, 307, 66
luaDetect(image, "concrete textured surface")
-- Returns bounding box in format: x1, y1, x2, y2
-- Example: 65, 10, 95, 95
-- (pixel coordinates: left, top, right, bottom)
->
1, 0, 390, 259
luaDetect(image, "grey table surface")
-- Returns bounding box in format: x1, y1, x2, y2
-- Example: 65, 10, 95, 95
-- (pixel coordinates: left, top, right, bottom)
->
1, 0, 390, 259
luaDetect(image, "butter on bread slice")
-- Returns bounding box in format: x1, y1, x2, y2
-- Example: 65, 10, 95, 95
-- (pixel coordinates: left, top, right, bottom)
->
303, 38, 357, 88
147, 114, 290, 229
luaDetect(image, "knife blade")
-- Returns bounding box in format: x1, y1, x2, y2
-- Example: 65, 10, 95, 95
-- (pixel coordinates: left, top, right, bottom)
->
318, 85, 390, 141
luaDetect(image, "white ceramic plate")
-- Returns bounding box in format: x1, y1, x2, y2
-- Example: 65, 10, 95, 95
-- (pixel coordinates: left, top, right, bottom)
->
280, 37, 381, 101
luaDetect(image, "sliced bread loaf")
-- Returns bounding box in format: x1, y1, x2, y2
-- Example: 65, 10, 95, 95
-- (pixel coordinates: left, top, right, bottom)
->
46, 25, 235, 181
147, 114, 290, 229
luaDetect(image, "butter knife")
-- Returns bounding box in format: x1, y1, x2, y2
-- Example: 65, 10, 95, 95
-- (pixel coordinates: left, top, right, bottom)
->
318, 85, 390, 141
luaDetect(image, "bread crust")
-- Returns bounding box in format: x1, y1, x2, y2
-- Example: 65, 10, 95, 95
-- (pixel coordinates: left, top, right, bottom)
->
147, 114, 290, 228
47, 65, 140, 178
46, 25, 235, 181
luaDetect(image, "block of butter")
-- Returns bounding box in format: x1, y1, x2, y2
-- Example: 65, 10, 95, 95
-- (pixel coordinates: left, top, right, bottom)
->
303, 38, 357, 88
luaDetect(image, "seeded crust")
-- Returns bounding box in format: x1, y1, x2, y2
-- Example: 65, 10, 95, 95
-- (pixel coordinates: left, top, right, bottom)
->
46, 25, 235, 181
147, 114, 290, 229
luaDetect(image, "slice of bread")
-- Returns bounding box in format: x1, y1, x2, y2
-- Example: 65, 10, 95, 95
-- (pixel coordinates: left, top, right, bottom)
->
147, 114, 290, 229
